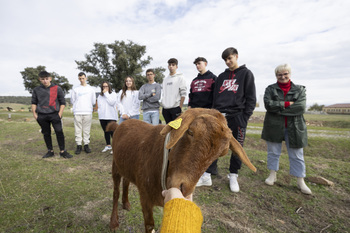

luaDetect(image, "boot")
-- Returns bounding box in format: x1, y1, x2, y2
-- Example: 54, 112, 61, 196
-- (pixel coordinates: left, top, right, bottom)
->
75, 145, 82, 155
265, 170, 277, 186
297, 177, 312, 195
84, 144, 91, 153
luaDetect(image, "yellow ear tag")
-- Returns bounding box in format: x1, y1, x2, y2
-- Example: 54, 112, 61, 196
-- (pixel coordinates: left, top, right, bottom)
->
168, 118, 182, 129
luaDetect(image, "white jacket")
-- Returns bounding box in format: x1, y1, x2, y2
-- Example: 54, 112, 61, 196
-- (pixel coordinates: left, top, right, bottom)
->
71, 85, 96, 115
116, 90, 140, 117
97, 92, 118, 120
161, 73, 187, 109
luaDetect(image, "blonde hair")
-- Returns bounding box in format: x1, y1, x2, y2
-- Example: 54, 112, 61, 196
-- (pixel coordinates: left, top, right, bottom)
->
275, 64, 291, 76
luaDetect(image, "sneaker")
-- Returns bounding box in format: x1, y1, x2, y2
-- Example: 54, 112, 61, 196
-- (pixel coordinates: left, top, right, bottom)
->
102, 146, 112, 152
228, 173, 240, 192
196, 173, 212, 187
84, 144, 91, 153
75, 145, 82, 155
42, 150, 54, 158
60, 150, 73, 159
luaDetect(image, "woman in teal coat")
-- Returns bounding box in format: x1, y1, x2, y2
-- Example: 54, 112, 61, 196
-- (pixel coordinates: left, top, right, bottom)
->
261, 64, 311, 195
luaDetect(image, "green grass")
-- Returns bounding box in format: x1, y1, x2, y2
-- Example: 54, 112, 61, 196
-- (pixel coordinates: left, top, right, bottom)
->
0, 109, 349, 232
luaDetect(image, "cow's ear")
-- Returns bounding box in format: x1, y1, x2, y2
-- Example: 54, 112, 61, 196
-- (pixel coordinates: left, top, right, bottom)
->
229, 136, 257, 172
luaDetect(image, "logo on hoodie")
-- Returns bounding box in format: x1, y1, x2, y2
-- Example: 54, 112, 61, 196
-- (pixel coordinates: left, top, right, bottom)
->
219, 79, 239, 93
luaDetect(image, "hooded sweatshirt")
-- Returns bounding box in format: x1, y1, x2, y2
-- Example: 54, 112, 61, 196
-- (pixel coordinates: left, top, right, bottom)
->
31, 83, 66, 114
161, 73, 187, 109
213, 65, 256, 120
188, 70, 217, 108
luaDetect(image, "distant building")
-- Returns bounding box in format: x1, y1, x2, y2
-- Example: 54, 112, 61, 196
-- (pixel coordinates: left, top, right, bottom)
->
322, 103, 350, 115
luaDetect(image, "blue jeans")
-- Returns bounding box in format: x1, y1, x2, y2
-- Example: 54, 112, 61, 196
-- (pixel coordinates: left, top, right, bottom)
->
143, 111, 159, 125
266, 129, 306, 177
119, 115, 139, 124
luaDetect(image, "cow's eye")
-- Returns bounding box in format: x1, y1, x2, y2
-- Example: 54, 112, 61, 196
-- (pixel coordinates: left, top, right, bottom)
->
187, 130, 193, 136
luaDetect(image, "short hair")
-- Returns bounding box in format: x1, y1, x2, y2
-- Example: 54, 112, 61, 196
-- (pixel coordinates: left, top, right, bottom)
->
78, 72, 86, 77
167, 58, 178, 66
38, 71, 51, 78
146, 69, 154, 74
275, 64, 292, 76
221, 47, 238, 60
193, 57, 207, 64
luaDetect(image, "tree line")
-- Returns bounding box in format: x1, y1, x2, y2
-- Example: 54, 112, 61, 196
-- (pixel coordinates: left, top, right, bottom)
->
20, 40, 165, 94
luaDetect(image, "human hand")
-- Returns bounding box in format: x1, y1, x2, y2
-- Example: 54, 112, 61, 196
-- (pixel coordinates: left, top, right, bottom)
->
33, 113, 38, 120
162, 188, 193, 204
290, 101, 294, 105
122, 114, 129, 119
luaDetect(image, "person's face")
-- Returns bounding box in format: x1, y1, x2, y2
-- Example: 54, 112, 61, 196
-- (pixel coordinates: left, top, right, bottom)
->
125, 78, 133, 89
195, 61, 207, 74
146, 72, 155, 83
168, 63, 178, 75
224, 54, 238, 71
39, 77, 52, 88
78, 75, 87, 85
102, 83, 109, 92
276, 70, 290, 83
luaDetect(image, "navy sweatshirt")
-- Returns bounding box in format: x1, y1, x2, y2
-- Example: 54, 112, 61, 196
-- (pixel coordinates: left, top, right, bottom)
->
188, 70, 217, 108
213, 65, 256, 120
31, 83, 66, 114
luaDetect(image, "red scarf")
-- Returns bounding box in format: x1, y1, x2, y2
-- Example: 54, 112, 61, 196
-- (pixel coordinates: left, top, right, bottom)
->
277, 80, 291, 127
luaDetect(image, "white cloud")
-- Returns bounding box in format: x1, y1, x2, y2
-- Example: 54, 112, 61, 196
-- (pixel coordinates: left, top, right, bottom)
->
0, 0, 349, 106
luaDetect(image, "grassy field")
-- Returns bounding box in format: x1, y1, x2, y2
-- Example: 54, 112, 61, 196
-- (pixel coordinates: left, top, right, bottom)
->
0, 104, 349, 232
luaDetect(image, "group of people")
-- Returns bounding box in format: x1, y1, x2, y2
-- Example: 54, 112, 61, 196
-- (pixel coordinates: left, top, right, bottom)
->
31, 46, 312, 232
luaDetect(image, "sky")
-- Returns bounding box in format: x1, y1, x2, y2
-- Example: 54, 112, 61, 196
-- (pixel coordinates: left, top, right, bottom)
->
1, 0, 350, 107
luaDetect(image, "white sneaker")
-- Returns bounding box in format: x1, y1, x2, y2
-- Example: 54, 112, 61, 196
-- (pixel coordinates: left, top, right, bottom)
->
102, 146, 112, 152
196, 173, 212, 187
265, 170, 277, 186
228, 173, 240, 192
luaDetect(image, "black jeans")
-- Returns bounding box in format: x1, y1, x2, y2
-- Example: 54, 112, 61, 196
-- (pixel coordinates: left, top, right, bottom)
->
162, 106, 182, 124
99, 119, 116, 145
36, 112, 65, 151
206, 112, 247, 174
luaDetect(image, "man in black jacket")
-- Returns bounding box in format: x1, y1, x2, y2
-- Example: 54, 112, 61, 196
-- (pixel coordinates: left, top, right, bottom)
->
197, 48, 256, 192
31, 71, 73, 159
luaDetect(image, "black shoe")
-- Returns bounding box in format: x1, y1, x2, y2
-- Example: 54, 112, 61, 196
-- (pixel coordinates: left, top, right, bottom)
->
43, 150, 54, 158
84, 144, 91, 153
75, 145, 82, 155
60, 150, 73, 159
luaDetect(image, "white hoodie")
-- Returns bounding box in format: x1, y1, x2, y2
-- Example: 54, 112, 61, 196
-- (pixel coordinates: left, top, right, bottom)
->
71, 85, 96, 115
161, 73, 187, 109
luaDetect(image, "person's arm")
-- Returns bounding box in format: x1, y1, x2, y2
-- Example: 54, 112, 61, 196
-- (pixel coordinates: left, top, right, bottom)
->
130, 91, 141, 116
147, 84, 162, 103
138, 85, 150, 100
161, 188, 202, 233
58, 104, 65, 118
244, 71, 256, 120
179, 77, 187, 109
31, 104, 38, 120
263, 86, 285, 113
280, 86, 306, 116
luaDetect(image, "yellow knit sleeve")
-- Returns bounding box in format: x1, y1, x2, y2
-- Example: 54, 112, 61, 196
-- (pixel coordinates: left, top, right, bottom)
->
160, 198, 203, 233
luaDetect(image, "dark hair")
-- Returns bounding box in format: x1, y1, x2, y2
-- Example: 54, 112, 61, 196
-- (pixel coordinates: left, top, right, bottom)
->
38, 71, 51, 78
146, 69, 154, 74
193, 57, 207, 64
167, 58, 178, 66
120, 76, 137, 101
78, 72, 86, 77
100, 81, 112, 96
221, 47, 238, 60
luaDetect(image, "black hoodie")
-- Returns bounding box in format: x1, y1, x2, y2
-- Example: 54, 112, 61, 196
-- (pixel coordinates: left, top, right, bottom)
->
213, 65, 256, 121
188, 70, 217, 108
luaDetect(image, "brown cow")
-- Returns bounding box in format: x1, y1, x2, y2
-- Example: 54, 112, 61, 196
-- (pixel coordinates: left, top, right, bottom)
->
107, 108, 256, 232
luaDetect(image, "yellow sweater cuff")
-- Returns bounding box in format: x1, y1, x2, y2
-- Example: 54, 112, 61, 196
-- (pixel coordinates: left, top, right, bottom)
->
161, 198, 203, 233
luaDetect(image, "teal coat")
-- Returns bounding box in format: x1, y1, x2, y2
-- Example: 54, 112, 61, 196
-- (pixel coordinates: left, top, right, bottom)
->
261, 82, 308, 148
